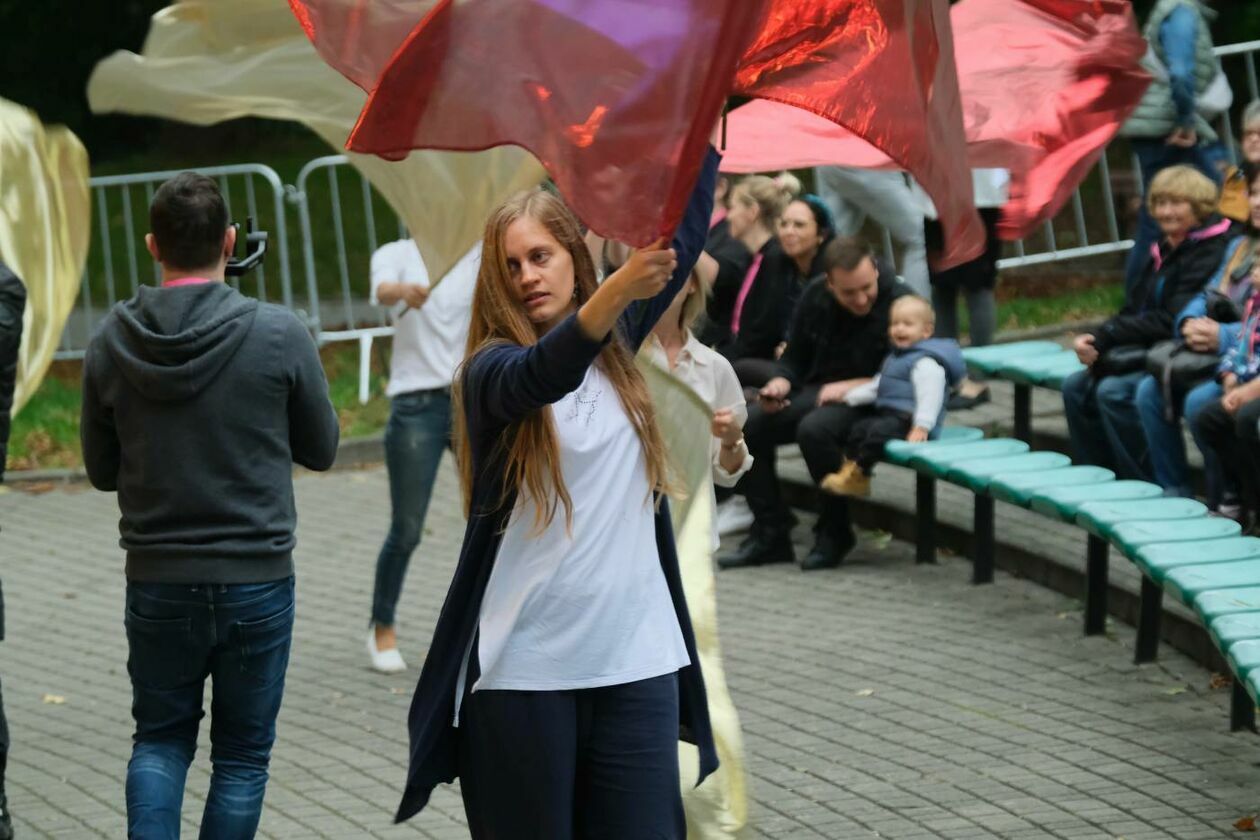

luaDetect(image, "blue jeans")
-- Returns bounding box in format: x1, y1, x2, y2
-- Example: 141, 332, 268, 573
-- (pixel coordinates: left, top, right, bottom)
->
125, 577, 295, 840
371, 388, 451, 627
1062, 369, 1151, 481
1124, 139, 1227, 291
1134, 375, 1224, 500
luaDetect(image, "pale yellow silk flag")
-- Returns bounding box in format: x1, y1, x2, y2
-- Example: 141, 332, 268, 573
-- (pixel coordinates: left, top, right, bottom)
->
639, 359, 750, 839
86, 0, 545, 282
0, 99, 90, 414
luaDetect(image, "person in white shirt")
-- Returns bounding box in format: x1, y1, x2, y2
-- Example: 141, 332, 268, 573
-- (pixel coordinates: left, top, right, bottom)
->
821, 296, 965, 497
642, 251, 752, 837
366, 239, 479, 673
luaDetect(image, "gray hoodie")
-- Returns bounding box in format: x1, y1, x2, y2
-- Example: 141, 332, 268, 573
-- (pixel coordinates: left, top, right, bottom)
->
81, 282, 340, 583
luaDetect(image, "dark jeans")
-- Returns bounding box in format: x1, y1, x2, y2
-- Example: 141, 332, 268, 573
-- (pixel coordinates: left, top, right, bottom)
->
371, 389, 451, 627
1194, 396, 1260, 522
739, 387, 856, 539
846, 408, 912, 472
1061, 370, 1151, 481
1133, 375, 1223, 501
125, 577, 295, 840
458, 672, 684, 839
1124, 139, 1226, 291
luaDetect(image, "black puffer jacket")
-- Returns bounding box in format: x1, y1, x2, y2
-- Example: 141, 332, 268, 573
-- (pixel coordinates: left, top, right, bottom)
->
1092, 215, 1234, 354
0, 262, 25, 485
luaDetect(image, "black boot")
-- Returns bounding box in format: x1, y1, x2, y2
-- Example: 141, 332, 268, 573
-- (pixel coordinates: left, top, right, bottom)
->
801, 495, 856, 570
717, 522, 795, 569
0, 792, 13, 840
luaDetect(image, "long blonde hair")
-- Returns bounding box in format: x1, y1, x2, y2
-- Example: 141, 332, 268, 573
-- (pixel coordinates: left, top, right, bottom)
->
454, 188, 675, 531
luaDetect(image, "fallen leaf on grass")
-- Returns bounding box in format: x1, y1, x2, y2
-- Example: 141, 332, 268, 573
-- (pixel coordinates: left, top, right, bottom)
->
41, 694, 66, 705
855, 688, 875, 697
1210, 673, 1233, 691
1234, 814, 1256, 831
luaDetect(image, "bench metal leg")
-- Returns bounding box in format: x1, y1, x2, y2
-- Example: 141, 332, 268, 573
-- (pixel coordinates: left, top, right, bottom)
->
1084, 534, 1108, 636
1134, 575, 1162, 664
1231, 679, 1256, 733
915, 474, 936, 565
1014, 384, 1032, 443
973, 495, 995, 585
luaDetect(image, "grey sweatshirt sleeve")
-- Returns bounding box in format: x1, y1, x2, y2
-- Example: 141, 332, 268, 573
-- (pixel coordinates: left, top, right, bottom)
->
910, 358, 947, 430
80, 346, 121, 491
286, 315, 340, 471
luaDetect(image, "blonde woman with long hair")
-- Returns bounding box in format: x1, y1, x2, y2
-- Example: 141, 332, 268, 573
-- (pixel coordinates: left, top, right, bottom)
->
394, 149, 720, 837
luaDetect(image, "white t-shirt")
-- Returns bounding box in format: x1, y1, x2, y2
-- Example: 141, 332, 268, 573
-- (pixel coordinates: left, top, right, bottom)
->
471, 364, 691, 695
369, 240, 479, 395
642, 330, 754, 550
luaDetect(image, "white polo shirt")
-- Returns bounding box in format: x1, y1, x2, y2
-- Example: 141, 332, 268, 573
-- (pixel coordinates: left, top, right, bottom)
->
369, 240, 479, 395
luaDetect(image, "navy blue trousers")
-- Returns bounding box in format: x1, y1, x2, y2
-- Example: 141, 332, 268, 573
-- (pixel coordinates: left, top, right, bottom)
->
457, 671, 685, 840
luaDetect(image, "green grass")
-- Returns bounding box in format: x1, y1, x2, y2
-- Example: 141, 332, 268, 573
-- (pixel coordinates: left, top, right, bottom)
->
8, 280, 1125, 474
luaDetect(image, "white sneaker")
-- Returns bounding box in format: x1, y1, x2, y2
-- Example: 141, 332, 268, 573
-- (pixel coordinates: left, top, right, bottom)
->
367, 630, 407, 673
716, 497, 754, 537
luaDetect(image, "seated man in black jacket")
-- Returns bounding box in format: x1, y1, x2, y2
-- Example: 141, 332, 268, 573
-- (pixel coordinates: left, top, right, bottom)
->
719, 237, 909, 571
0, 261, 24, 840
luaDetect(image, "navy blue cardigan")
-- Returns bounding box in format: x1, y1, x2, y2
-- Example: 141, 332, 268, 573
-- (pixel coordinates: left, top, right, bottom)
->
395, 149, 721, 823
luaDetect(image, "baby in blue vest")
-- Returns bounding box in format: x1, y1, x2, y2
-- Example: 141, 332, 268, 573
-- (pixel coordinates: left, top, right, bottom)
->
821, 295, 966, 497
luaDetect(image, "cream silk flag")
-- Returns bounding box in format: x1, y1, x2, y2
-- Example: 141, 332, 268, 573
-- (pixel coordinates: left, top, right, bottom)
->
86, 0, 545, 282
639, 359, 750, 839
0, 99, 90, 414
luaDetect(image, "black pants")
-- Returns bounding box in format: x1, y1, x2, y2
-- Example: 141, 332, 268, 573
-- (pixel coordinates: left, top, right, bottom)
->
846, 408, 912, 472
458, 672, 684, 839
1195, 396, 1260, 522
739, 387, 857, 539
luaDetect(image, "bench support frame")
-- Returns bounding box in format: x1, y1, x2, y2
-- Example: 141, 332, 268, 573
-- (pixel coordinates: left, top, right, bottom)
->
1084, 534, 1108, 636
973, 495, 995, 584
1013, 384, 1033, 443
1230, 680, 1256, 733
1134, 575, 1162, 663
915, 474, 937, 564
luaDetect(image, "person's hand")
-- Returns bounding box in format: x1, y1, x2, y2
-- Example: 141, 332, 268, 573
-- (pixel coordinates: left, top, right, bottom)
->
401, 283, 431, 310
1223, 372, 1239, 393
608, 238, 676, 300
1073, 333, 1098, 366
1166, 127, 1198, 148
1181, 317, 1219, 352
711, 408, 743, 446
1223, 388, 1247, 415
759, 377, 792, 414
906, 426, 929, 443
817, 381, 853, 405
774, 341, 787, 360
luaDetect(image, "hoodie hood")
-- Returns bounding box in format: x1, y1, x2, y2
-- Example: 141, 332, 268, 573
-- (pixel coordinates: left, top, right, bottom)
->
104, 282, 259, 402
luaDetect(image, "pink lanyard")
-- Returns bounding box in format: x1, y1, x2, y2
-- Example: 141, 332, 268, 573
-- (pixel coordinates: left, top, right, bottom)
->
162, 276, 215, 288
730, 252, 764, 336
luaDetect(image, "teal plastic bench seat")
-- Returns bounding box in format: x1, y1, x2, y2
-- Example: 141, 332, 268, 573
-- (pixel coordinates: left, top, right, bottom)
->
944, 451, 1072, 493
1135, 537, 1260, 582
1166, 560, 1260, 606
904, 439, 1029, 478
961, 341, 1063, 376
988, 466, 1115, 507
1075, 498, 1208, 540
883, 426, 984, 467
1029, 481, 1162, 523
1041, 364, 1081, 390
1195, 586, 1260, 621
1108, 518, 1240, 559
1227, 639, 1260, 680
995, 352, 1085, 387
1209, 612, 1260, 653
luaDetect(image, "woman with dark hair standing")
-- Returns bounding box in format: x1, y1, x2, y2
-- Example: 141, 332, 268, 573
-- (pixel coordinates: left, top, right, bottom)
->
394, 150, 720, 837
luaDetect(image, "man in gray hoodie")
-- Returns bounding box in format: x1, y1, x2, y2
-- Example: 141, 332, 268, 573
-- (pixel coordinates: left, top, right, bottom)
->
81, 173, 339, 838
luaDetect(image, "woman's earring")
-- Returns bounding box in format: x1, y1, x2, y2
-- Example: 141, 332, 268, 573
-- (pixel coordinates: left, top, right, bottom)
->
572, 287, 579, 301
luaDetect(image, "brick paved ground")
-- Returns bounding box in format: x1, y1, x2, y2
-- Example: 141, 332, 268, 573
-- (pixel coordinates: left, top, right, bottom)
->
2, 459, 1258, 839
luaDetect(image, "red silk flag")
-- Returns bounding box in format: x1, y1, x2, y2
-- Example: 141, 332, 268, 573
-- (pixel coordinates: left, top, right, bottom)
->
289, 0, 984, 264
720, 0, 1151, 241
289, 0, 766, 247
